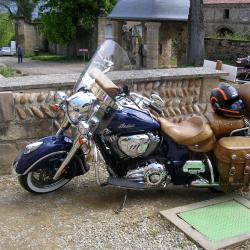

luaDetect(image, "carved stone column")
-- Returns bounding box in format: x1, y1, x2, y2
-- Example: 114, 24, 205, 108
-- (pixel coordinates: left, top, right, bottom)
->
145, 22, 161, 69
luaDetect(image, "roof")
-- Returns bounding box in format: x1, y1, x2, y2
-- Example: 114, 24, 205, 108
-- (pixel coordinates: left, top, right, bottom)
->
204, 0, 250, 4
109, 0, 190, 22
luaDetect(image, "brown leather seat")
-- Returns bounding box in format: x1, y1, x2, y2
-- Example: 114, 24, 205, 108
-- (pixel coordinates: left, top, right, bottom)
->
158, 116, 213, 146
239, 83, 250, 113
88, 68, 120, 98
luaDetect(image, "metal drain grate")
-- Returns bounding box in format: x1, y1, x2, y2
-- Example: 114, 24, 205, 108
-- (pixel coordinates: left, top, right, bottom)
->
160, 196, 250, 250
178, 200, 250, 242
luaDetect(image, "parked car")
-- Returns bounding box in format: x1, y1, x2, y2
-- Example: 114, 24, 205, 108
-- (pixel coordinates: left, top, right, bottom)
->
0, 47, 16, 56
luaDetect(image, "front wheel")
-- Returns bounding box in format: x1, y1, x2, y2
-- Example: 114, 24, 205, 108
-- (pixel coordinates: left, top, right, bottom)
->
18, 169, 70, 194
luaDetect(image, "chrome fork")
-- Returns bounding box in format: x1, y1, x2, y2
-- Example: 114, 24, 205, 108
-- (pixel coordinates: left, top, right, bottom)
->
53, 134, 84, 180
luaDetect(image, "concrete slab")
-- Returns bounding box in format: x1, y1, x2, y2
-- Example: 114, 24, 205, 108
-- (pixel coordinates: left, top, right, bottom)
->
160, 195, 250, 250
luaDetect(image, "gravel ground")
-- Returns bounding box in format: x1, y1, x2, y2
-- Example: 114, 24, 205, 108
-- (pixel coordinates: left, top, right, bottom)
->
0, 171, 250, 250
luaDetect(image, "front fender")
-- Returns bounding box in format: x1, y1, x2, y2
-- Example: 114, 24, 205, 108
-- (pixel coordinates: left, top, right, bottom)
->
13, 135, 87, 176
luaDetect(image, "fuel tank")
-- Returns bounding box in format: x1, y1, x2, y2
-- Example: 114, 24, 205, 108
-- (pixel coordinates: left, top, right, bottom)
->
108, 107, 160, 134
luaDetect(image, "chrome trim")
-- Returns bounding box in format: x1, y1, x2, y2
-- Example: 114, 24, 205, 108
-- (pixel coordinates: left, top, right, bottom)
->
230, 127, 248, 136
53, 134, 82, 180
56, 118, 70, 136
205, 154, 215, 184
93, 142, 108, 185
23, 151, 67, 175
24, 141, 43, 155
191, 180, 219, 187
93, 142, 101, 185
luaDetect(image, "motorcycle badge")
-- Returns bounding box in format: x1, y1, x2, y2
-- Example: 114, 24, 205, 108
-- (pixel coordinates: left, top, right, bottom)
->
118, 123, 135, 129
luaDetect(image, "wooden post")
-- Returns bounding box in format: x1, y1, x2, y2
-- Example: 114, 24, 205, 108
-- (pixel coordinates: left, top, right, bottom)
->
216, 60, 223, 70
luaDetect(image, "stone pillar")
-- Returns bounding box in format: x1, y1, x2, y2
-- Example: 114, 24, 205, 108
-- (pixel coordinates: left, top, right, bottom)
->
0, 92, 14, 122
145, 22, 161, 69
112, 20, 123, 46
97, 16, 107, 47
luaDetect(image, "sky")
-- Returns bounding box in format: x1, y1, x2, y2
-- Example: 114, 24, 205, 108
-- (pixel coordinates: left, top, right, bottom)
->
0, 2, 39, 19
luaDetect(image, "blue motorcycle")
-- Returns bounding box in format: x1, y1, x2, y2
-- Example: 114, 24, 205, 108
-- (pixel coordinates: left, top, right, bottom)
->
13, 40, 247, 194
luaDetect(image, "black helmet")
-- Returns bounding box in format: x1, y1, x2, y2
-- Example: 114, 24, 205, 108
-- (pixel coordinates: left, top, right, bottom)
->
210, 83, 244, 118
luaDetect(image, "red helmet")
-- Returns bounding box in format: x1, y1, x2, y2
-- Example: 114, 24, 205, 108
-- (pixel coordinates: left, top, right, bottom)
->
210, 83, 244, 118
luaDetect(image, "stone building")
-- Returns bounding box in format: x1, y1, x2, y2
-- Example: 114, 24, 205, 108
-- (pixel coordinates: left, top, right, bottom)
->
203, 0, 250, 36
14, 17, 44, 55
98, 0, 190, 68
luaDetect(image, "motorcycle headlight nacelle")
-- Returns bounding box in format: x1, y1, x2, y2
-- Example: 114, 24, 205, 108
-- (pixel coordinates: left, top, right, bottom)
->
67, 92, 96, 124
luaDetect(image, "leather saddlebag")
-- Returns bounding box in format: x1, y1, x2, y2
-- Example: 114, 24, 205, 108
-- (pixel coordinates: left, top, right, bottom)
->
214, 136, 250, 192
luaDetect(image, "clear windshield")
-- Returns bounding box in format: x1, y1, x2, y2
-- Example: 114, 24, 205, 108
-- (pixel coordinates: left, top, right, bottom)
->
74, 40, 131, 92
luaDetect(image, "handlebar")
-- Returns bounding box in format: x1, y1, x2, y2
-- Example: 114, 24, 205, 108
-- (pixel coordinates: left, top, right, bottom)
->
129, 92, 163, 115
148, 103, 163, 114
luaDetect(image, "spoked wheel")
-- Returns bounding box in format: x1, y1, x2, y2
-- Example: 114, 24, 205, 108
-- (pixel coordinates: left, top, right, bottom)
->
18, 152, 72, 194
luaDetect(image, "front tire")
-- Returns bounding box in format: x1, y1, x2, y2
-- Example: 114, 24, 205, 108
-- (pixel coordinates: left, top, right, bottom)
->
17, 151, 74, 194
18, 171, 70, 194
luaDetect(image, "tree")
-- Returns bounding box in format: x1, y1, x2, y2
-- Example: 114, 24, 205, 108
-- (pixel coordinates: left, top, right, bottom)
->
187, 0, 205, 66
38, 0, 116, 56
0, 13, 14, 47
0, 0, 36, 22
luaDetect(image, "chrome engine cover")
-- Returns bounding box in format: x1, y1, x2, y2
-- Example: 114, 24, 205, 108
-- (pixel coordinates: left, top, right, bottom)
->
118, 134, 149, 158
117, 133, 160, 158
125, 161, 170, 188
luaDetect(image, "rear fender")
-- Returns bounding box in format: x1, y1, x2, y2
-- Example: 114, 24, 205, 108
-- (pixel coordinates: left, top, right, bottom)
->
13, 135, 88, 176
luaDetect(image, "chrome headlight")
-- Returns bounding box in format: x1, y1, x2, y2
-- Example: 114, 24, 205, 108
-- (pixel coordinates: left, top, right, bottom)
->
67, 92, 96, 124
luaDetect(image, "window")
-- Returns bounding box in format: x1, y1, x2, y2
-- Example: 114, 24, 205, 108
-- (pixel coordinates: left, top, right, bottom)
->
224, 9, 230, 19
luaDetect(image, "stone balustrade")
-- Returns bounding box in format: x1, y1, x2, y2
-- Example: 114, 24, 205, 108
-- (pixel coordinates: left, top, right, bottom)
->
0, 67, 227, 174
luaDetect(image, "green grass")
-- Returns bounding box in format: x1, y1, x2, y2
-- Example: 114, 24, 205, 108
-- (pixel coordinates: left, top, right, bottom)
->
0, 67, 15, 77
170, 57, 177, 67
31, 53, 89, 62
221, 59, 235, 66
207, 32, 250, 41
31, 53, 67, 61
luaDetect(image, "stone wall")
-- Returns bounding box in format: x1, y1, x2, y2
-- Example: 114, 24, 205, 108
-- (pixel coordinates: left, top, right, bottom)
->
204, 3, 250, 36
205, 38, 250, 61
0, 68, 227, 174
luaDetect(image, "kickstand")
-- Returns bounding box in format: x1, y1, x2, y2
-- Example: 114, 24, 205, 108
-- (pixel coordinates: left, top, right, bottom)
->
115, 189, 128, 214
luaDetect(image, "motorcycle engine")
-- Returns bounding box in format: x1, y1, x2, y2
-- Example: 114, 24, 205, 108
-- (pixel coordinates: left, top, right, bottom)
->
125, 161, 171, 188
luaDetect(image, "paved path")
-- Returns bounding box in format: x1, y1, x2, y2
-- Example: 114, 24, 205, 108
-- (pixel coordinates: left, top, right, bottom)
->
0, 172, 228, 250
0, 56, 85, 75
